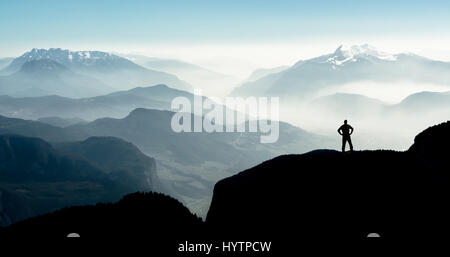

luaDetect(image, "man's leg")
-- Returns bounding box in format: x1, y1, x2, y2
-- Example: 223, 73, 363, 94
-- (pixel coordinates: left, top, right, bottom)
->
342, 137, 346, 152
348, 137, 353, 151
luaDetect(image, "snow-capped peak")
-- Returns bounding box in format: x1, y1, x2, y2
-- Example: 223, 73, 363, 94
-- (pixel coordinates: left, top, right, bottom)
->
335, 44, 379, 57
20, 48, 117, 62
331, 44, 397, 63
12, 48, 126, 71
293, 44, 400, 69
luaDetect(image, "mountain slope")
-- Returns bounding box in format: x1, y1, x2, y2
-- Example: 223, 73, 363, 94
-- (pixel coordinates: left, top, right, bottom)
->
245, 65, 289, 82
409, 120, 450, 171
0, 134, 159, 226
308, 90, 450, 118
55, 136, 160, 192
1, 48, 192, 93
67, 108, 332, 216
0, 59, 111, 97
0, 84, 188, 120
310, 93, 388, 117
0, 114, 87, 142
395, 91, 450, 113
0, 107, 332, 217
37, 116, 87, 127
232, 44, 450, 99
69, 108, 331, 167
0, 58, 13, 70
3, 48, 142, 74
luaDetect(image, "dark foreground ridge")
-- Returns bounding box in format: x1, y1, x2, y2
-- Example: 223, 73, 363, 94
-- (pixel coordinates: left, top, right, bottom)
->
1, 121, 450, 254
0, 192, 203, 253
206, 121, 450, 245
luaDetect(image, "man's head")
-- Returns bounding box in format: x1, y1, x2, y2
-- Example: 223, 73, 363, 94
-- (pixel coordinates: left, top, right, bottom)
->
344, 120, 348, 124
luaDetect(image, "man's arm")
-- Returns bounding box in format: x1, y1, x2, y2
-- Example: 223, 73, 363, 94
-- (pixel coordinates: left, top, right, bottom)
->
349, 125, 354, 135
337, 126, 343, 135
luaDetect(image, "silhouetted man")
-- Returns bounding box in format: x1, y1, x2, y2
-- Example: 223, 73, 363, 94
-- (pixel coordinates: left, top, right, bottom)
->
338, 120, 354, 152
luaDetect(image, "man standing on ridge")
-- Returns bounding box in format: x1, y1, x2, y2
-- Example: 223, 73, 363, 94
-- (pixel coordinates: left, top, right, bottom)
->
338, 120, 354, 152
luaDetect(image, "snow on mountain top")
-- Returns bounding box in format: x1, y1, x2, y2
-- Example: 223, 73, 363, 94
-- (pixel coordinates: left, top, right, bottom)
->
335, 44, 397, 62
336, 44, 380, 57
314, 44, 398, 66
23, 48, 117, 62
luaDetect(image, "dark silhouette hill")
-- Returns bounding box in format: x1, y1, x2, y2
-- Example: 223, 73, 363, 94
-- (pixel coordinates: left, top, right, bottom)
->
207, 129, 450, 246
409, 120, 450, 171
0, 192, 202, 253
0, 114, 87, 142
0, 134, 159, 226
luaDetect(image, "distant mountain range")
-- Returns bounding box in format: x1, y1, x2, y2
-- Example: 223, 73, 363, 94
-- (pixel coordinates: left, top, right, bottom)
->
0, 107, 332, 217
66, 108, 332, 216
0, 59, 112, 98
0, 48, 192, 97
36, 116, 87, 127
0, 114, 87, 142
2, 82, 449, 127
304, 90, 450, 150
310, 93, 388, 117
395, 91, 450, 113
0, 84, 190, 121
244, 65, 289, 82
309, 90, 450, 121
0, 134, 160, 226
232, 44, 450, 99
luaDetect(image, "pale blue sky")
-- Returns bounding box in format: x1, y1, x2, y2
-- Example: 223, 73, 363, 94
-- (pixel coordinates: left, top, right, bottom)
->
1, 0, 450, 72
1, 0, 449, 45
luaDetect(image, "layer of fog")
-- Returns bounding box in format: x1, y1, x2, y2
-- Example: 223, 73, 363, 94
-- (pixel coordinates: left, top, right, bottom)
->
316, 80, 450, 104
218, 80, 450, 152
280, 105, 432, 151
276, 85, 450, 151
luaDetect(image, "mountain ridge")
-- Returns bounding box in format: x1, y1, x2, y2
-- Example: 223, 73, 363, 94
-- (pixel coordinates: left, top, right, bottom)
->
1, 48, 193, 95
0, 84, 188, 120
0, 58, 112, 98
232, 44, 450, 98
0, 134, 160, 226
